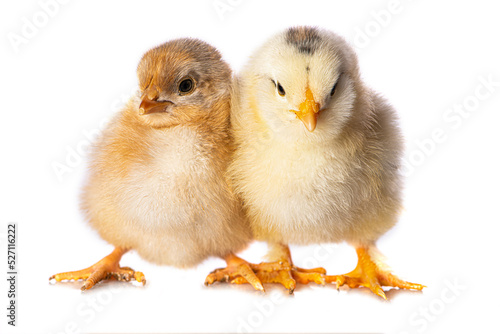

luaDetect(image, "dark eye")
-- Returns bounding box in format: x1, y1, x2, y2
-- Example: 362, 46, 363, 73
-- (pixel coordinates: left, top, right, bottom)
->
277, 82, 286, 97
178, 78, 195, 95
330, 82, 337, 96
271, 80, 286, 97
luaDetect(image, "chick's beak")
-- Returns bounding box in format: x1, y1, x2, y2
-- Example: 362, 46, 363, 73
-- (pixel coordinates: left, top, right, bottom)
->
139, 87, 173, 115
291, 88, 320, 132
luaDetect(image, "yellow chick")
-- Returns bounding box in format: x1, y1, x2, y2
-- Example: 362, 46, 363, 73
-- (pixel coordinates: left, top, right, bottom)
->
50, 39, 263, 291
228, 26, 424, 298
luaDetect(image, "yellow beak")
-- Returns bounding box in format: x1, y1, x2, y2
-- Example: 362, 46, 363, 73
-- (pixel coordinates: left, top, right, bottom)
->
291, 88, 320, 132
139, 86, 173, 115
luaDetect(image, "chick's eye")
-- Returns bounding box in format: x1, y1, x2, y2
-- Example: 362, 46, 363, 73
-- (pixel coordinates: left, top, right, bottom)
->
271, 79, 286, 97
178, 78, 195, 94
330, 82, 337, 96
276, 82, 286, 97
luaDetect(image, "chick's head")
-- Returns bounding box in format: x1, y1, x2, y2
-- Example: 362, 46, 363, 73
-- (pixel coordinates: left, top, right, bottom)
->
243, 26, 361, 140
136, 38, 231, 128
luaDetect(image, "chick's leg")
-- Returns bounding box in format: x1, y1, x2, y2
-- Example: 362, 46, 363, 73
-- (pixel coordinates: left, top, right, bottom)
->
205, 253, 265, 291
238, 243, 326, 294
324, 246, 424, 300
50, 247, 145, 291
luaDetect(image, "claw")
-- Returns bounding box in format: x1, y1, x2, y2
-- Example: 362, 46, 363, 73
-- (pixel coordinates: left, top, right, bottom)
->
374, 286, 387, 301
205, 254, 265, 292
234, 244, 326, 293
50, 248, 146, 291
325, 246, 424, 299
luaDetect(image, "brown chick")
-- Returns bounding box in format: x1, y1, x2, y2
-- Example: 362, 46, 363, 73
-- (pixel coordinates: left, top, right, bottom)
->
227, 26, 424, 298
50, 38, 263, 291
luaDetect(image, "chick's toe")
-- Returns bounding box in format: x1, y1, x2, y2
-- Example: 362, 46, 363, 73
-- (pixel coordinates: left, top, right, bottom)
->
205, 253, 264, 292
325, 246, 424, 300
244, 261, 326, 294
229, 244, 326, 294
49, 247, 145, 291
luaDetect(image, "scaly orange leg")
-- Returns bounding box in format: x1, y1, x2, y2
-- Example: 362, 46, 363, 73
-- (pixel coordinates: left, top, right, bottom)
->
324, 246, 425, 300
228, 244, 326, 294
205, 253, 265, 291
50, 247, 145, 291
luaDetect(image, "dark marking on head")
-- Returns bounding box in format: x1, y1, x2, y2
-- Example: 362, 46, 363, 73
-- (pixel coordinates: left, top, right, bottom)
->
306, 66, 310, 73
285, 27, 321, 55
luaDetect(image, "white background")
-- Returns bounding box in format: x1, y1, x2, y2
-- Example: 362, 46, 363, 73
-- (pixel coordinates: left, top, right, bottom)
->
1, 0, 499, 333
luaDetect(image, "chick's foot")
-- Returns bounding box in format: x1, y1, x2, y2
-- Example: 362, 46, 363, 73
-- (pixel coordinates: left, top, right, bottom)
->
324, 246, 424, 300
49, 247, 145, 291
230, 243, 326, 294
205, 253, 264, 292
240, 261, 326, 294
